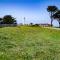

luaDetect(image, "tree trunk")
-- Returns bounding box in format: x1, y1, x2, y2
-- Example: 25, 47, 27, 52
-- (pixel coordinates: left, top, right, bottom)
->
59, 21, 60, 28
51, 12, 53, 27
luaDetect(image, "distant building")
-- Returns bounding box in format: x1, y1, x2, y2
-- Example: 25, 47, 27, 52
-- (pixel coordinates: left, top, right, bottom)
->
39, 24, 51, 27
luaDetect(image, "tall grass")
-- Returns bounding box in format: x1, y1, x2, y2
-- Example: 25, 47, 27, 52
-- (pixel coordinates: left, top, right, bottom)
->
0, 26, 60, 60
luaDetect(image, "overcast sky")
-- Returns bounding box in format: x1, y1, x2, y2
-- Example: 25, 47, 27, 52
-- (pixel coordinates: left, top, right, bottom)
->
0, 0, 60, 26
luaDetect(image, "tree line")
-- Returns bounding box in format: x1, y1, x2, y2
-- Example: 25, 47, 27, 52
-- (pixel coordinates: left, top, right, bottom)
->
0, 7, 60, 27
0, 15, 17, 24
47, 6, 60, 27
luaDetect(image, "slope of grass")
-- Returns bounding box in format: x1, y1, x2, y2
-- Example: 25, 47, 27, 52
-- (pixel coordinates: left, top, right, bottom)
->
0, 26, 60, 60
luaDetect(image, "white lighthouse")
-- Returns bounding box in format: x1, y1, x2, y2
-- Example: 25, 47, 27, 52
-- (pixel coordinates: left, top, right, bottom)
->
24, 17, 26, 25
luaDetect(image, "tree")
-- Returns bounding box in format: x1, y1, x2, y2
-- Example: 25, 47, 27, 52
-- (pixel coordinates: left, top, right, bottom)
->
47, 6, 58, 26
0, 18, 3, 24
53, 10, 60, 27
3, 15, 17, 24
30, 23, 33, 26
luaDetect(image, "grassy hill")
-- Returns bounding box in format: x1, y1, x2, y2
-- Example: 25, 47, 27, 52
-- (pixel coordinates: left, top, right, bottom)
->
0, 26, 60, 60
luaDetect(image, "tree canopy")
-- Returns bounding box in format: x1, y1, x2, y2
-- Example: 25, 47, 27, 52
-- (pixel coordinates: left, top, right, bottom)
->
0, 15, 17, 24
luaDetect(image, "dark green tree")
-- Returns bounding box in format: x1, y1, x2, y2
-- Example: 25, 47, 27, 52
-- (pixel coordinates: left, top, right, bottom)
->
3, 15, 17, 24
47, 6, 58, 26
53, 10, 60, 27
0, 18, 3, 24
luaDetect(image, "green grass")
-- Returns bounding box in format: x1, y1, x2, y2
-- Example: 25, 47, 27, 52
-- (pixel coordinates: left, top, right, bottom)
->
0, 26, 60, 60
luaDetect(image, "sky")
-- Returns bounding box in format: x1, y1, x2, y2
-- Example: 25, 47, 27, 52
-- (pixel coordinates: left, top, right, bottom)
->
0, 0, 60, 26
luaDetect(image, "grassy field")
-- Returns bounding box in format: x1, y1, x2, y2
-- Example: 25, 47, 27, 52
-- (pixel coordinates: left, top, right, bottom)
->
0, 26, 60, 60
